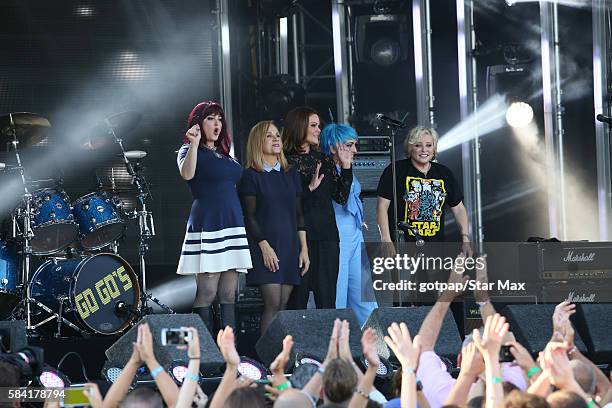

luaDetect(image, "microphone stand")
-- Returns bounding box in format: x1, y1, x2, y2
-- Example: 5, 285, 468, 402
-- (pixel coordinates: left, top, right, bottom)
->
105, 120, 174, 316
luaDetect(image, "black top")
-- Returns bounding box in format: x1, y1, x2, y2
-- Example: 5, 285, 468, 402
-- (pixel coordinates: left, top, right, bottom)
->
377, 159, 463, 242
286, 150, 353, 242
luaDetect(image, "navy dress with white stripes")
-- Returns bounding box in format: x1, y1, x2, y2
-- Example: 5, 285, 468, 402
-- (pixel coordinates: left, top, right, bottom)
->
176, 144, 252, 274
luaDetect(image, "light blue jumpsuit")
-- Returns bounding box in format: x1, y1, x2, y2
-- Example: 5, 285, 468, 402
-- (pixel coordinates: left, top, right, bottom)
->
333, 169, 378, 326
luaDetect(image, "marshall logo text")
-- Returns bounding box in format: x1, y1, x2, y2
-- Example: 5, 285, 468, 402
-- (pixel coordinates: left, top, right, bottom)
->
567, 291, 596, 303
563, 251, 595, 263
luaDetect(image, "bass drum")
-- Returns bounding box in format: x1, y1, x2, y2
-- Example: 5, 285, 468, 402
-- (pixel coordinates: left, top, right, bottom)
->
0, 241, 19, 319
30, 254, 140, 335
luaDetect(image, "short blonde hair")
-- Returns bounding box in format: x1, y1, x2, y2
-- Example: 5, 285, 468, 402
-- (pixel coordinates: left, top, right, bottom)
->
245, 121, 289, 172
403, 126, 439, 159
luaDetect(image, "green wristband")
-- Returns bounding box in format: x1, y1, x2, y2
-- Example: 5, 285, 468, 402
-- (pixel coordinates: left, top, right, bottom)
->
587, 399, 597, 408
527, 367, 541, 378
491, 376, 503, 384
275, 381, 292, 391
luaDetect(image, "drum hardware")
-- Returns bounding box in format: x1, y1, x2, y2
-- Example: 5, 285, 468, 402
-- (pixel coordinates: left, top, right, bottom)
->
96, 113, 173, 316
2, 112, 39, 330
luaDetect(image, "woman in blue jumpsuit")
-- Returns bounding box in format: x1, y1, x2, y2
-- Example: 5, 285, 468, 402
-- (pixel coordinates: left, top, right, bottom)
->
320, 124, 378, 325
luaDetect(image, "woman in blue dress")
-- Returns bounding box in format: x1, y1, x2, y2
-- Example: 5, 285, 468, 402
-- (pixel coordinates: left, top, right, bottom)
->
177, 101, 252, 332
320, 123, 378, 326
239, 121, 309, 334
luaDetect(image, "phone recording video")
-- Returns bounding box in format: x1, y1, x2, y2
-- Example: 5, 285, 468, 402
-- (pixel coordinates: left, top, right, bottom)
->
161, 328, 192, 346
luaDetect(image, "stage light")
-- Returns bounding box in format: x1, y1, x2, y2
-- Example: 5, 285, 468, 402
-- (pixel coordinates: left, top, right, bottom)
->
259, 75, 305, 122
506, 101, 534, 128
169, 361, 190, 384
237, 357, 269, 381
294, 352, 323, 368
38, 365, 70, 388
358, 356, 394, 381
101, 361, 125, 384
355, 14, 409, 68
74, 6, 95, 17
506, 0, 517, 6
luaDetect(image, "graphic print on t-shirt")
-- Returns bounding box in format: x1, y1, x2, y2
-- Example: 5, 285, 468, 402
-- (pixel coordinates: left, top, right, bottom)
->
402, 176, 447, 237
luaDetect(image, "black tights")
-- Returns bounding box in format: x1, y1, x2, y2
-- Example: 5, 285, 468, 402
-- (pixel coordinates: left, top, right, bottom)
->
193, 271, 238, 307
259, 284, 293, 335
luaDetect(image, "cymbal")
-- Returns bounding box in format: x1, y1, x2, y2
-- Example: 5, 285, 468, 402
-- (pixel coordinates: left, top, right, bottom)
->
82, 111, 142, 150
0, 112, 51, 147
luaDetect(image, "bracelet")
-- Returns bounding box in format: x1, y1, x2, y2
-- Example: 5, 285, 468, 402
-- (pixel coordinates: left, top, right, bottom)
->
527, 367, 541, 378
354, 388, 369, 399
491, 376, 503, 384
587, 399, 597, 408
185, 372, 199, 382
275, 381, 292, 391
150, 366, 164, 379
189, 356, 201, 360
403, 366, 416, 375
476, 299, 491, 307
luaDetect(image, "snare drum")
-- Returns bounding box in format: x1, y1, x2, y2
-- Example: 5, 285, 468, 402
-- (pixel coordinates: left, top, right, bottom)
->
28, 188, 79, 255
30, 253, 140, 335
72, 192, 125, 250
0, 241, 19, 319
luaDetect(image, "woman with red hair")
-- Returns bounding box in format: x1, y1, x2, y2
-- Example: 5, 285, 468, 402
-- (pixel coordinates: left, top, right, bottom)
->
176, 101, 252, 332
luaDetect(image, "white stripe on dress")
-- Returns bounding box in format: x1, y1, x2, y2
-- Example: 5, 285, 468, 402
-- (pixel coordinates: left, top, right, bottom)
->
184, 227, 247, 241
177, 247, 252, 274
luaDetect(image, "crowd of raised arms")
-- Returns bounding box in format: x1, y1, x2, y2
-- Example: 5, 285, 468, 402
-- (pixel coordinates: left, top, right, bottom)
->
1, 271, 608, 408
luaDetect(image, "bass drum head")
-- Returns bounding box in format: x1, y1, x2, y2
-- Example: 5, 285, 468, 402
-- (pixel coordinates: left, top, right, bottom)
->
71, 254, 140, 334
0, 241, 19, 319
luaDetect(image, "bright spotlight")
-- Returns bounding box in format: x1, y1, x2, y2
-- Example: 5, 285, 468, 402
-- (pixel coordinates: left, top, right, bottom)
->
237, 357, 269, 380
506, 101, 533, 128
506, 0, 517, 6
38, 365, 70, 388
169, 361, 189, 384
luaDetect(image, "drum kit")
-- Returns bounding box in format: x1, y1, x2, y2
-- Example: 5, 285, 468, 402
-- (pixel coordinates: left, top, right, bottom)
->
0, 111, 173, 338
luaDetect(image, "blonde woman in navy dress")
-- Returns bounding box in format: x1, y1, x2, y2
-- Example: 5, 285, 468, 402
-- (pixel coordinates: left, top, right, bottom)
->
177, 101, 252, 333
239, 121, 310, 335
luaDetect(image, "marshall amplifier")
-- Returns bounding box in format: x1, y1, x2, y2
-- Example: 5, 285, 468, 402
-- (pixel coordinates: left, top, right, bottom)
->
354, 136, 391, 193
353, 156, 390, 193
356, 135, 391, 155
540, 283, 612, 303
519, 242, 612, 281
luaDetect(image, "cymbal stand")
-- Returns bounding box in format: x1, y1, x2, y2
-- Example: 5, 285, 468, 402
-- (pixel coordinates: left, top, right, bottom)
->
7, 115, 81, 334
106, 121, 174, 315
8, 114, 35, 329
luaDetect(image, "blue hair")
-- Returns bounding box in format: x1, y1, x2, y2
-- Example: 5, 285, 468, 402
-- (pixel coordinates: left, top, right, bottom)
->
320, 123, 358, 156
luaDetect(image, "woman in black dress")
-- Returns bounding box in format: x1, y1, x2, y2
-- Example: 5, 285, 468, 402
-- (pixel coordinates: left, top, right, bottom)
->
240, 120, 309, 334
282, 106, 353, 309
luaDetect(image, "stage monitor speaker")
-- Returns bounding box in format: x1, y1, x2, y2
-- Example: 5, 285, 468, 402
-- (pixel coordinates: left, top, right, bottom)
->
575, 304, 612, 362
502, 304, 587, 356
364, 307, 462, 364
105, 314, 224, 376
256, 309, 362, 367
0, 320, 27, 352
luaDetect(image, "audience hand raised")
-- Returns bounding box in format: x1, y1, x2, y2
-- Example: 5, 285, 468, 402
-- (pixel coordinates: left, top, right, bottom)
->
217, 326, 240, 367
384, 322, 421, 370
472, 314, 509, 360
361, 327, 380, 369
